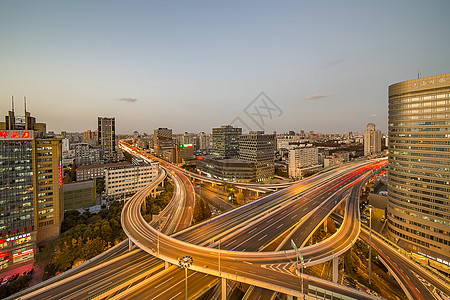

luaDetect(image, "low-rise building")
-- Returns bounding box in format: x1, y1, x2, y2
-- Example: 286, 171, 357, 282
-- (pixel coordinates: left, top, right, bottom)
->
104, 161, 159, 199
76, 161, 131, 181
63, 180, 96, 211
196, 155, 255, 182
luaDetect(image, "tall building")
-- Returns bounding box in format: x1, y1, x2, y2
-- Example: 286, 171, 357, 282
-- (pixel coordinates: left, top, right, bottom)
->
98, 117, 116, 162
0, 103, 63, 269
198, 132, 211, 150
239, 131, 275, 182
364, 123, 382, 156
154, 128, 173, 157
387, 73, 450, 267
212, 125, 242, 158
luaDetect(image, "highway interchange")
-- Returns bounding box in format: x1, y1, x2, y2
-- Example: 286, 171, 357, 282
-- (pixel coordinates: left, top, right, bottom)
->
16, 142, 450, 300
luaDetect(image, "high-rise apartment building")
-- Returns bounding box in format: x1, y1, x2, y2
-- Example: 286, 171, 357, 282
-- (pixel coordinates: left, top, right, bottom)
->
198, 132, 211, 150
239, 131, 275, 182
154, 128, 173, 157
288, 147, 319, 179
0, 104, 63, 269
364, 123, 382, 156
388, 73, 449, 267
212, 125, 242, 158
98, 117, 116, 162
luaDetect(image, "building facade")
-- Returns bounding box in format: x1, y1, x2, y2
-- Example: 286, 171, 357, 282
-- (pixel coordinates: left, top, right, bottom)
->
387, 73, 450, 266
239, 131, 275, 182
196, 155, 255, 182
98, 117, 116, 162
288, 147, 319, 179
63, 180, 96, 211
0, 105, 64, 269
72, 143, 102, 166
154, 128, 173, 157
364, 123, 382, 156
104, 161, 159, 199
212, 125, 242, 158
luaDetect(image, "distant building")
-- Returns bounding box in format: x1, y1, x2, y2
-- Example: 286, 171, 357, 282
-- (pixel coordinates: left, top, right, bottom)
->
212, 125, 242, 158
76, 161, 131, 181
323, 153, 345, 168
104, 161, 159, 199
239, 131, 275, 182
98, 117, 116, 162
72, 143, 102, 166
172, 144, 194, 164
198, 132, 211, 150
288, 147, 319, 178
64, 180, 96, 211
388, 73, 450, 267
364, 123, 381, 156
154, 128, 173, 157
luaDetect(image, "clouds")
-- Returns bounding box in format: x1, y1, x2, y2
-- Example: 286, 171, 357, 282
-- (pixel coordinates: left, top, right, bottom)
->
116, 98, 137, 103
324, 58, 346, 68
370, 113, 377, 118
304, 94, 335, 100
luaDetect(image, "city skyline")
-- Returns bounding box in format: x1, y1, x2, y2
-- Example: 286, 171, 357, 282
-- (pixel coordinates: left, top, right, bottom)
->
1, 1, 449, 134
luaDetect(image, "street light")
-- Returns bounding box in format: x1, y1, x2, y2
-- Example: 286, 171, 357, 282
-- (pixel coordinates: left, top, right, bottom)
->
291, 239, 305, 299
367, 204, 373, 285
178, 256, 193, 300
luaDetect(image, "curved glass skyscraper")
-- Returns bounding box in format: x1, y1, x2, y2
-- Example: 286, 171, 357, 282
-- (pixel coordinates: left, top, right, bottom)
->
388, 73, 449, 266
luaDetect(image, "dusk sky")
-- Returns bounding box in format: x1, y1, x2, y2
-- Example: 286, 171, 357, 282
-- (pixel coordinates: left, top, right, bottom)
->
1, 1, 449, 134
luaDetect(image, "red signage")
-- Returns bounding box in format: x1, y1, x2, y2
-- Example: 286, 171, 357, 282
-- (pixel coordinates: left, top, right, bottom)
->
59, 162, 63, 186
0, 130, 34, 140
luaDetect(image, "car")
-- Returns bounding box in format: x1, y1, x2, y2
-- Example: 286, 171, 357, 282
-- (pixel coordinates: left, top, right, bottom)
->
1, 276, 11, 286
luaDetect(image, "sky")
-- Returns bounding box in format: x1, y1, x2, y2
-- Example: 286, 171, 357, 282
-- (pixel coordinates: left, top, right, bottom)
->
1, 1, 449, 134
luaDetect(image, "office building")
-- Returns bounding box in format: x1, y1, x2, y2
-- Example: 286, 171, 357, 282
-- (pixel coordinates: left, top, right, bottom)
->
239, 131, 275, 182
212, 125, 242, 158
288, 147, 319, 179
387, 73, 450, 267
72, 143, 102, 166
98, 117, 116, 162
364, 123, 382, 156
198, 132, 211, 150
196, 155, 255, 182
0, 103, 63, 269
171, 144, 194, 164
104, 161, 159, 199
154, 128, 173, 157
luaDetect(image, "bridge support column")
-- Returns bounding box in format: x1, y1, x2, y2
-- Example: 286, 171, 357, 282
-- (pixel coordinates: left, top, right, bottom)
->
128, 239, 133, 251
323, 218, 327, 233
286, 295, 293, 300
221, 277, 226, 300
332, 256, 339, 283
341, 201, 345, 215
165, 261, 170, 269
256, 191, 259, 198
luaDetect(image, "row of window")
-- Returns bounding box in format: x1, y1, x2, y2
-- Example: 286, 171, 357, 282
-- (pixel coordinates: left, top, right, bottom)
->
389, 93, 449, 105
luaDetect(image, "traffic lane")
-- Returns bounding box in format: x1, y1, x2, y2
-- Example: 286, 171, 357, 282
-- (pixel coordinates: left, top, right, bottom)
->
360, 230, 450, 300
196, 186, 235, 212
27, 250, 157, 300
119, 269, 217, 300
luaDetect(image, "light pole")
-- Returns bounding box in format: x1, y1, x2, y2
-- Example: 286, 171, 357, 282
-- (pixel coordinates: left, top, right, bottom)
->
367, 205, 373, 285
178, 256, 193, 300
291, 239, 305, 299
218, 239, 221, 274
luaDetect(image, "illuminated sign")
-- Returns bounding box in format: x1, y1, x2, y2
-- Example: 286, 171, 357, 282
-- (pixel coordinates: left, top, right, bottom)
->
180, 144, 193, 148
13, 249, 34, 258
197, 156, 206, 160
4, 233, 32, 242
0, 130, 34, 140
59, 161, 63, 186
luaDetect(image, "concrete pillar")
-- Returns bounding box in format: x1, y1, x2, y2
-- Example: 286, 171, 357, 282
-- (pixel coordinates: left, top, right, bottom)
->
286, 295, 293, 300
332, 256, 339, 283
165, 261, 170, 269
323, 219, 327, 233
256, 191, 259, 198
221, 277, 226, 300
128, 239, 133, 251
341, 201, 345, 214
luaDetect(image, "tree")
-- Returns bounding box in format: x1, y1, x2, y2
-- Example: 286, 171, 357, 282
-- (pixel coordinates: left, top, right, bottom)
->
236, 191, 244, 205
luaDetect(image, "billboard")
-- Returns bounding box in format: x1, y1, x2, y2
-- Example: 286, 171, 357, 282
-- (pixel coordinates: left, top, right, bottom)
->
0, 130, 34, 140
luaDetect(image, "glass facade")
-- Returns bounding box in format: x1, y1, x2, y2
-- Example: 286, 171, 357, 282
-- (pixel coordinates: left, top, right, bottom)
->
0, 140, 34, 234
388, 73, 450, 265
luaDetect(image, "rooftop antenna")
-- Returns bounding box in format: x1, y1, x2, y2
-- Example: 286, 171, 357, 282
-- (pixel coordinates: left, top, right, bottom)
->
24, 96, 27, 113
11, 95, 14, 113
418, 70, 420, 79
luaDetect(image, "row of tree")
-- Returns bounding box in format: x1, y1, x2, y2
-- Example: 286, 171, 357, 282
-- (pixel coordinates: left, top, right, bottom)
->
37, 201, 125, 280
142, 178, 174, 223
